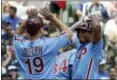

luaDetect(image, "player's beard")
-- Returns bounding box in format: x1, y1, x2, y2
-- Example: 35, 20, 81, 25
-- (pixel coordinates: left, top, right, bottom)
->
26, 24, 41, 36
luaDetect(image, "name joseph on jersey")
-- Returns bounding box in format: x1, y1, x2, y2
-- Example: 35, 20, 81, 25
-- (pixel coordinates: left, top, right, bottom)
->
22, 46, 42, 57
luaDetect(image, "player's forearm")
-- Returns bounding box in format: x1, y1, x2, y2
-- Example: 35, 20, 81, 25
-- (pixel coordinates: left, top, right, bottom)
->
89, 15, 101, 44
15, 21, 26, 34
92, 21, 101, 44
92, 26, 101, 44
51, 17, 73, 39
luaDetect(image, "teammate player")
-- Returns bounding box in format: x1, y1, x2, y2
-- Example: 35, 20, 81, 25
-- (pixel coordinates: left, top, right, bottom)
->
53, 15, 104, 79
13, 8, 73, 79
53, 46, 77, 79
72, 15, 104, 79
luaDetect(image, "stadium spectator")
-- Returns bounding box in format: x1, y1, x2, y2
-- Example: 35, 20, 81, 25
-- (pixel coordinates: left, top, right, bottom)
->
104, 16, 117, 43
7, 65, 19, 80
76, 2, 83, 17
2, 2, 10, 21
105, 1, 117, 19
49, 1, 60, 19
2, 22, 14, 45
8, 0, 29, 19
1, 43, 12, 67
2, 23, 7, 42
2, 6, 21, 30
48, 22, 60, 37
75, 1, 87, 18
81, 0, 109, 21
108, 67, 117, 80
1, 67, 12, 80
104, 16, 117, 67
49, 1, 66, 19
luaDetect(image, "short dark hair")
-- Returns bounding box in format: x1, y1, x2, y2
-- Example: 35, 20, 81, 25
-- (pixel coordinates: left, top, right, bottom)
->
10, 6, 17, 13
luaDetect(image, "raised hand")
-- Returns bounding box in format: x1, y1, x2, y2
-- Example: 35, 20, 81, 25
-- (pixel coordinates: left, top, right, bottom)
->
39, 8, 54, 21
88, 15, 100, 28
88, 15, 101, 43
27, 8, 38, 19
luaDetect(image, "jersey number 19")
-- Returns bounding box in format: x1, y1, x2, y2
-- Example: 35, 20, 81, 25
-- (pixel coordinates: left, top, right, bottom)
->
25, 56, 44, 74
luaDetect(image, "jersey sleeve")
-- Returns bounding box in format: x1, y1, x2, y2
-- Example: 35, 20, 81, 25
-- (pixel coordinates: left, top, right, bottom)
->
13, 34, 24, 61
47, 32, 70, 53
92, 39, 104, 60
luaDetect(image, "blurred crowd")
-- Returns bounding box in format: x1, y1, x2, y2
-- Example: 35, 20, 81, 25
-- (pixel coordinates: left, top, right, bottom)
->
1, 0, 117, 80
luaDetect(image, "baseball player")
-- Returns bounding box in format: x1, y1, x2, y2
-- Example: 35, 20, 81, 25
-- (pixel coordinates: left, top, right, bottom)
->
13, 8, 73, 79
53, 48, 77, 79
52, 15, 104, 79
71, 15, 104, 79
